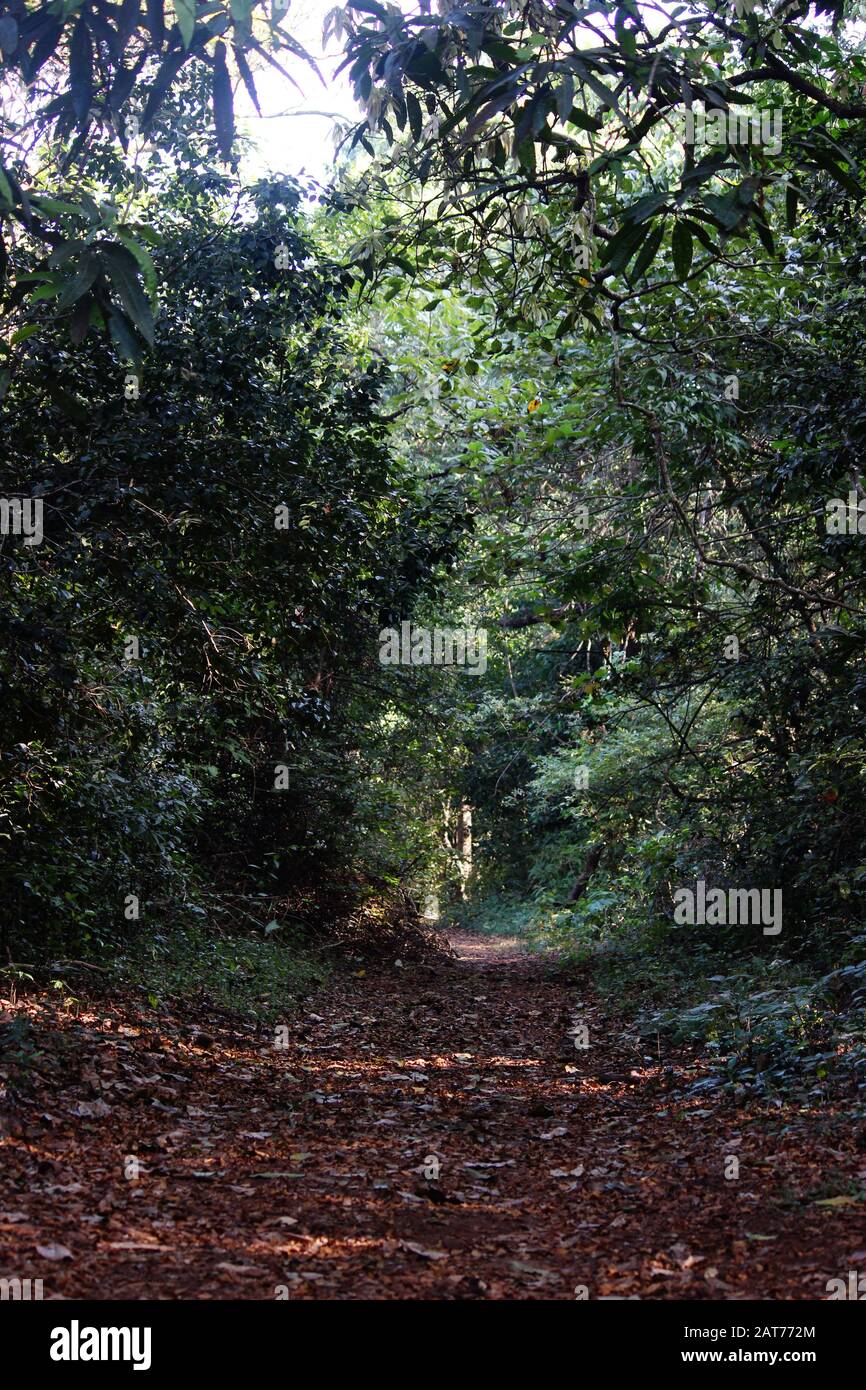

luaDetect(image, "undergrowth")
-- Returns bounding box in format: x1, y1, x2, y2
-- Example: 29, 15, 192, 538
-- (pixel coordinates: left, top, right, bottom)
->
111, 923, 329, 1022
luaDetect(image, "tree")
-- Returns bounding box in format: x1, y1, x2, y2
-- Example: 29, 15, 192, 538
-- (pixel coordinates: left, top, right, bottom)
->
335, 0, 865, 337
0, 0, 318, 369
0, 161, 458, 957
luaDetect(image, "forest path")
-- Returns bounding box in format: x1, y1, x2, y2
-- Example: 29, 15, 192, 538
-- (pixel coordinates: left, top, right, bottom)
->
2, 928, 865, 1299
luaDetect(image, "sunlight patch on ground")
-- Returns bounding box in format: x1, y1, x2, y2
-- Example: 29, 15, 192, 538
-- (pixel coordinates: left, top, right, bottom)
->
450, 934, 526, 960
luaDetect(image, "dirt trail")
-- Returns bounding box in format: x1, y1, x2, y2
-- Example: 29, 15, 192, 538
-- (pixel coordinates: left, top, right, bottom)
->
2, 929, 865, 1299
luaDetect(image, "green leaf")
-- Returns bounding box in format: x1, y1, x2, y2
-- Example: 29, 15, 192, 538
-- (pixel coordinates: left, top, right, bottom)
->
230, 0, 254, 30
555, 71, 575, 122
70, 295, 92, 345
10, 323, 41, 346
703, 191, 745, 231
579, 69, 627, 125
785, 182, 798, 230
116, 227, 159, 304
142, 49, 187, 128
69, 17, 93, 123
57, 252, 100, 311
0, 15, 19, 57
601, 220, 649, 276
101, 244, 155, 345
0, 164, 14, 210
107, 306, 143, 366
29, 195, 88, 219
752, 208, 775, 258
406, 90, 423, 142
679, 216, 716, 255
462, 88, 520, 142
173, 0, 196, 49
565, 106, 604, 133
212, 40, 235, 159
346, 1, 389, 19
672, 221, 693, 281
808, 145, 861, 198
627, 191, 668, 225
631, 223, 664, 280
233, 43, 261, 116
29, 281, 62, 304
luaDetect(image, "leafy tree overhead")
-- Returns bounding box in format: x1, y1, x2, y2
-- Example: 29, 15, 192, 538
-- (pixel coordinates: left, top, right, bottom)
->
336, 0, 866, 335
0, 0, 318, 366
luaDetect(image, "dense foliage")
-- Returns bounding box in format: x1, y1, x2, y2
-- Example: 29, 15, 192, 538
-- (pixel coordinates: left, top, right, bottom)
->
0, 161, 465, 959
1, 1, 865, 1094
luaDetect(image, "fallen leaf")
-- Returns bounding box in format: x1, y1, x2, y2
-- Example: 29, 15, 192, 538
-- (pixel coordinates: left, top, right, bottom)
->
401, 1241, 448, 1261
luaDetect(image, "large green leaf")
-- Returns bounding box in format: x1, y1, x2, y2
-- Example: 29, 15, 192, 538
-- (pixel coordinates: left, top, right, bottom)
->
212, 41, 235, 159
101, 244, 155, 345
671, 221, 693, 281
173, 0, 196, 49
